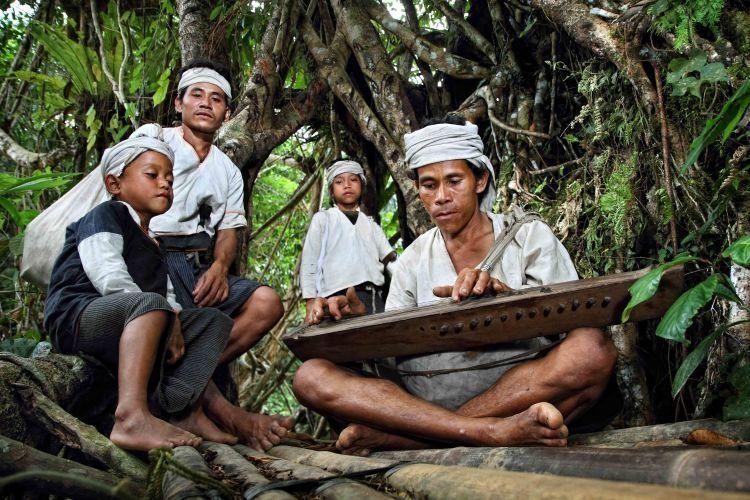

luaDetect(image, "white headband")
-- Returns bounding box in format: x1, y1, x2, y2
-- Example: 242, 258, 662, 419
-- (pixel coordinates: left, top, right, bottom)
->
100, 124, 174, 180
326, 160, 366, 187
404, 122, 497, 212
178, 67, 232, 100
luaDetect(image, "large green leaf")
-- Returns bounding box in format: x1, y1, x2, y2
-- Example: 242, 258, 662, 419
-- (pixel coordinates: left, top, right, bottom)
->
656, 274, 722, 345
671, 327, 722, 397
681, 80, 750, 172
722, 235, 750, 266
30, 21, 100, 96
621, 256, 696, 322
0, 197, 21, 226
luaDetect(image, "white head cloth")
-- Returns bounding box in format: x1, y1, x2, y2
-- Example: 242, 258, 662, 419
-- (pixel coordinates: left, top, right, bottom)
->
326, 160, 367, 187
178, 67, 232, 99
404, 122, 497, 212
100, 124, 175, 180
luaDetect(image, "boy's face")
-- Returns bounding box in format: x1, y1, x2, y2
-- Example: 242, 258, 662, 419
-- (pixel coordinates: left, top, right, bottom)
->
415, 159, 488, 237
106, 151, 174, 220
331, 173, 362, 210
175, 82, 230, 135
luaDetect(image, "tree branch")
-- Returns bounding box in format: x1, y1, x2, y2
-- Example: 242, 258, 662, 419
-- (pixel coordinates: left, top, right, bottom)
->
527, 0, 656, 107
300, 15, 431, 235
362, 0, 490, 80
175, 0, 210, 63
431, 0, 497, 64
0, 128, 70, 168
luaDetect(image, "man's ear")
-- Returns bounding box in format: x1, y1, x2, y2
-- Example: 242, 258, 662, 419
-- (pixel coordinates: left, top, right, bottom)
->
104, 174, 121, 197
475, 170, 490, 194
224, 107, 231, 122
174, 96, 183, 113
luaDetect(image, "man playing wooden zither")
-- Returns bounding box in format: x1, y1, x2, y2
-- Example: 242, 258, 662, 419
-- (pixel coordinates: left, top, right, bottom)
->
293, 115, 618, 454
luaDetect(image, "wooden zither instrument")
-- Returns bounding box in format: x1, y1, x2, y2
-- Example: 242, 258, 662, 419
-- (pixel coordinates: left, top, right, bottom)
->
283, 266, 684, 363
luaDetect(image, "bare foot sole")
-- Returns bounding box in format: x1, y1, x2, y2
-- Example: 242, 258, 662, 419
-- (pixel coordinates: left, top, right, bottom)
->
480, 402, 568, 447
110, 408, 201, 451
336, 424, 429, 456
209, 405, 295, 451
172, 405, 238, 444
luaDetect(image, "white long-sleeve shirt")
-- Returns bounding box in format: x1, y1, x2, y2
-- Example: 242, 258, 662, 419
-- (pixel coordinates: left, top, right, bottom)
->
300, 207, 394, 298
386, 211, 578, 409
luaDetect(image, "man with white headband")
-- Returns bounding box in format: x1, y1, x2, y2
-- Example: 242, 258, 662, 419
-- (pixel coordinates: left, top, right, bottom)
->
293, 114, 618, 454
301, 159, 396, 324
149, 59, 293, 451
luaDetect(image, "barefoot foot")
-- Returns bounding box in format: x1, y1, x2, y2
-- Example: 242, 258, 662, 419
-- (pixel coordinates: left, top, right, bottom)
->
207, 403, 294, 451
172, 404, 238, 444
110, 407, 201, 451
336, 424, 429, 455
477, 402, 568, 447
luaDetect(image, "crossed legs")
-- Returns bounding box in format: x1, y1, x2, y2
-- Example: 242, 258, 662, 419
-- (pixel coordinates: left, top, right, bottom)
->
293, 327, 617, 454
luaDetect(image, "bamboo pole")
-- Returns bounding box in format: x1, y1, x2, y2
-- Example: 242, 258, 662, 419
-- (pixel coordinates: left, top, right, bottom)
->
568, 418, 750, 446
234, 444, 392, 499
373, 446, 750, 493
200, 442, 294, 500
385, 463, 749, 500
162, 446, 227, 500
270, 445, 398, 474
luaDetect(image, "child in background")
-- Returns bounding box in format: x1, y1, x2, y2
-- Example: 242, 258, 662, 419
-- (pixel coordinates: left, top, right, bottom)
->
44, 125, 237, 451
301, 160, 396, 324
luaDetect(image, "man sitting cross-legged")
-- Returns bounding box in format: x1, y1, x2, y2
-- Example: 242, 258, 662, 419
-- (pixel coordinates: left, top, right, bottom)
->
293, 115, 618, 455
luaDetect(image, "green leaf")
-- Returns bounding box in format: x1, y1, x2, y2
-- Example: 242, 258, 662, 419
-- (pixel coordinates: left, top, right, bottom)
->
671, 327, 722, 397
700, 62, 728, 83
723, 361, 750, 420
29, 21, 100, 96
0, 196, 21, 226
209, 5, 223, 20
153, 68, 171, 105
656, 274, 722, 345
621, 256, 696, 322
722, 235, 750, 266
682, 80, 750, 172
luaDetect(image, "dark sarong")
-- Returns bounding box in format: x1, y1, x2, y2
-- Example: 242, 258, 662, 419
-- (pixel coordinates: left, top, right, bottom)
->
76, 292, 232, 415
161, 233, 262, 316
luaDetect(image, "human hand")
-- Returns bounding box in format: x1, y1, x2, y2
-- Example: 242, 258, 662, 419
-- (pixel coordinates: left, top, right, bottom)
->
193, 263, 229, 307
432, 268, 513, 302
166, 315, 185, 365
305, 287, 367, 325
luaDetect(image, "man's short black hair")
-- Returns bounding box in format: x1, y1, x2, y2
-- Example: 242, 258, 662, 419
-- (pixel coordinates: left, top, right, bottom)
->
175, 58, 234, 108
406, 113, 486, 183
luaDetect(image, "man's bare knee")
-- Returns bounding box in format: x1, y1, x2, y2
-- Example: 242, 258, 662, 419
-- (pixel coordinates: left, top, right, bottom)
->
245, 286, 284, 322
293, 358, 341, 407
558, 328, 617, 387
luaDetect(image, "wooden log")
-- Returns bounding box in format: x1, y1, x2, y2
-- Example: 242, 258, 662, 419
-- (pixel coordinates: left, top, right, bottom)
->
234, 444, 393, 499
162, 446, 225, 500
0, 434, 144, 499
13, 383, 147, 481
568, 418, 750, 446
269, 445, 398, 474
384, 463, 750, 499
284, 266, 684, 363
0, 353, 105, 445
199, 442, 295, 500
372, 446, 750, 492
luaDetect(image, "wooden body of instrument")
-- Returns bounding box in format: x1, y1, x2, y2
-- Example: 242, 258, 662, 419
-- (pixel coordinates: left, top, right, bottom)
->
283, 266, 684, 363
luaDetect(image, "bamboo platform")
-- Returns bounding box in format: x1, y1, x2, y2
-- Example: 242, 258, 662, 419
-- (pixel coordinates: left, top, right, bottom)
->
159, 418, 750, 499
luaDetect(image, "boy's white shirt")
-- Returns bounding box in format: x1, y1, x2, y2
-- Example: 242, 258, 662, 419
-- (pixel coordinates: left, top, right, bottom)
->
78, 201, 182, 312
300, 206, 394, 298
